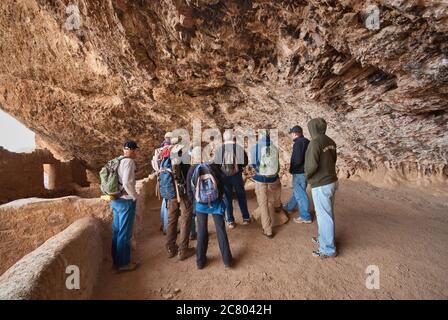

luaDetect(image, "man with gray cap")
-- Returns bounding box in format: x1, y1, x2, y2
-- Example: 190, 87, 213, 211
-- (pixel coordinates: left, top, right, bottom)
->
284, 125, 312, 224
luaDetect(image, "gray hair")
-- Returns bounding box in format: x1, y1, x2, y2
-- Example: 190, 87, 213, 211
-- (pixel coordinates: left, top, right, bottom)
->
223, 130, 234, 142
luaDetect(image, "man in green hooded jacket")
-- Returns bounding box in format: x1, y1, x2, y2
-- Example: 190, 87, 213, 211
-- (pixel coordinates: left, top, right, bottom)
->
304, 118, 338, 258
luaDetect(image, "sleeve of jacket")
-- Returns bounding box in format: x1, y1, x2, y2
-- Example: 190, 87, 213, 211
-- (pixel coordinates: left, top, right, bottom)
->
296, 140, 308, 168
186, 165, 195, 202
242, 145, 249, 168
304, 140, 320, 180
289, 141, 299, 173
249, 144, 257, 168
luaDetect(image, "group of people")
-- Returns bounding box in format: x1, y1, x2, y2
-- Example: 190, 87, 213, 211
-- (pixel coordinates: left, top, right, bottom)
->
104, 117, 338, 273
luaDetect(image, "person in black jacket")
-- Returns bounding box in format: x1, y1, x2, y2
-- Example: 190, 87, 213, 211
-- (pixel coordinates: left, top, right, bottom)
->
283, 125, 312, 223
214, 131, 251, 229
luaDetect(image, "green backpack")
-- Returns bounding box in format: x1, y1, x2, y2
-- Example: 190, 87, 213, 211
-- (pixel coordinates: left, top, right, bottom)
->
99, 156, 127, 196
259, 145, 279, 178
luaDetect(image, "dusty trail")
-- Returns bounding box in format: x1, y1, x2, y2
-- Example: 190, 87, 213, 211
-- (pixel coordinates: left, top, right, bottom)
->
93, 180, 448, 300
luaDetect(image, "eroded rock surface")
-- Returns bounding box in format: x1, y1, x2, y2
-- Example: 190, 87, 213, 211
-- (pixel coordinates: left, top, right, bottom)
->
0, 0, 447, 180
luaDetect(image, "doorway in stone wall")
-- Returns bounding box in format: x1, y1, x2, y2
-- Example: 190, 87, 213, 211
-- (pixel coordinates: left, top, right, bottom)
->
42, 164, 55, 190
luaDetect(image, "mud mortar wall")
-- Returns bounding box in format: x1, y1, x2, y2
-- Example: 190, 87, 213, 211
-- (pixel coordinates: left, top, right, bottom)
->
0, 147, 88, 204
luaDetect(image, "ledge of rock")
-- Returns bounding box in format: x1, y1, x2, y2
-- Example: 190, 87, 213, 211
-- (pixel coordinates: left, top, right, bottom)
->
0, 0, 446, 181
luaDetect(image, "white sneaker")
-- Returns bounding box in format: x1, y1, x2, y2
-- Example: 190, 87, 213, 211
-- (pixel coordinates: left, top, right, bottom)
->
117, 262, 139, 272
293, 217, 312, 224
227, 222, 236, 229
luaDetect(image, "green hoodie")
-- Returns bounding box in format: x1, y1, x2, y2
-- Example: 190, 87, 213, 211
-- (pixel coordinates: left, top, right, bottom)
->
304, 118, 338, 188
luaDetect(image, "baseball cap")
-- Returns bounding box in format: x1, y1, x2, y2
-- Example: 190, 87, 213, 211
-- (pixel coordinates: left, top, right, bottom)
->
123, 140, 139, 150
289, 125, 303, 134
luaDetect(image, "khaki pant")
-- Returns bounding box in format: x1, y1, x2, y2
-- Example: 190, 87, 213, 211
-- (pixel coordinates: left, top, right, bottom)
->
166, 195, 193, 252
253, 179, 282, 236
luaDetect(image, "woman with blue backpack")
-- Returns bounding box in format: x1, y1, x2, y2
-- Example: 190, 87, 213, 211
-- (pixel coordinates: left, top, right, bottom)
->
186, 147, 233, 269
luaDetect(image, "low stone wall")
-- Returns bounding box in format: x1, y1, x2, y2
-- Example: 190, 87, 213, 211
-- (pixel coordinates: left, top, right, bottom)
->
0, 177, 158, 299
0, 217, 102, 300
0, 196, 111, 275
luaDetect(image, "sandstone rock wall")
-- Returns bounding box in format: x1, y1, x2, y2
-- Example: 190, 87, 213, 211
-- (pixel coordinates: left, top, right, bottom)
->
0, 0, 446, 183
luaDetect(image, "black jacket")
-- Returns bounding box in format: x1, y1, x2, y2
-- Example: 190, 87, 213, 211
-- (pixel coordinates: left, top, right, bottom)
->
289, 136, 310, 174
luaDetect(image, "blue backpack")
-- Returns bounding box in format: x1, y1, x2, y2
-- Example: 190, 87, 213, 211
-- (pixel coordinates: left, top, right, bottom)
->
192, 164, 219, 208
159, 157, 176, 200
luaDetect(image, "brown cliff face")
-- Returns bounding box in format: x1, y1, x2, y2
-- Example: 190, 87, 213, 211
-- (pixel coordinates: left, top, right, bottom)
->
0, 0, 447, 181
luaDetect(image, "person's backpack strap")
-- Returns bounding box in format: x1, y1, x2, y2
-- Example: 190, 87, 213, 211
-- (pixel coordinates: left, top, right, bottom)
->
191, 164, 202, 190
161, 156, 181, 203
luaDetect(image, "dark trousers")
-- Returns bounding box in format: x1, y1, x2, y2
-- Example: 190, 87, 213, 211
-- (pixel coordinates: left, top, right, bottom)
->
196, 212, 232, 267
166, 195, 193, 252
223, 172, 250, 223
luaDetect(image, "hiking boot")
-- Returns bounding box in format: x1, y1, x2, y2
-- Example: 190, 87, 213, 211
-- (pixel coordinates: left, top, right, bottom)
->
197, 263, 205, 270
167, 247, 178, 258
262, 230, 274, 239
227, 222, 236, 229
312, 250, 337, 259
311, 237, 319, 245
178, 247, 196, 261
293, 217, 312, 224
282, 206, 294, 214
242, 219, 251, 225
197, 258, 207, 270
117, 262, 139, 273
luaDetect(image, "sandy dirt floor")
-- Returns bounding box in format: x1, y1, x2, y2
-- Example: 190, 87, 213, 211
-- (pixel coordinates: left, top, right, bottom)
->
93, 179, 448, 300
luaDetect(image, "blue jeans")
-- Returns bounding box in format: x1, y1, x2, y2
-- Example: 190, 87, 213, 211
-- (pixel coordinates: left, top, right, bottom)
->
222, 172, 250, 223
312, 182, 337, 256
285, 174, 311, 221
160, 199, 169, 233
111, 199, 136, 268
